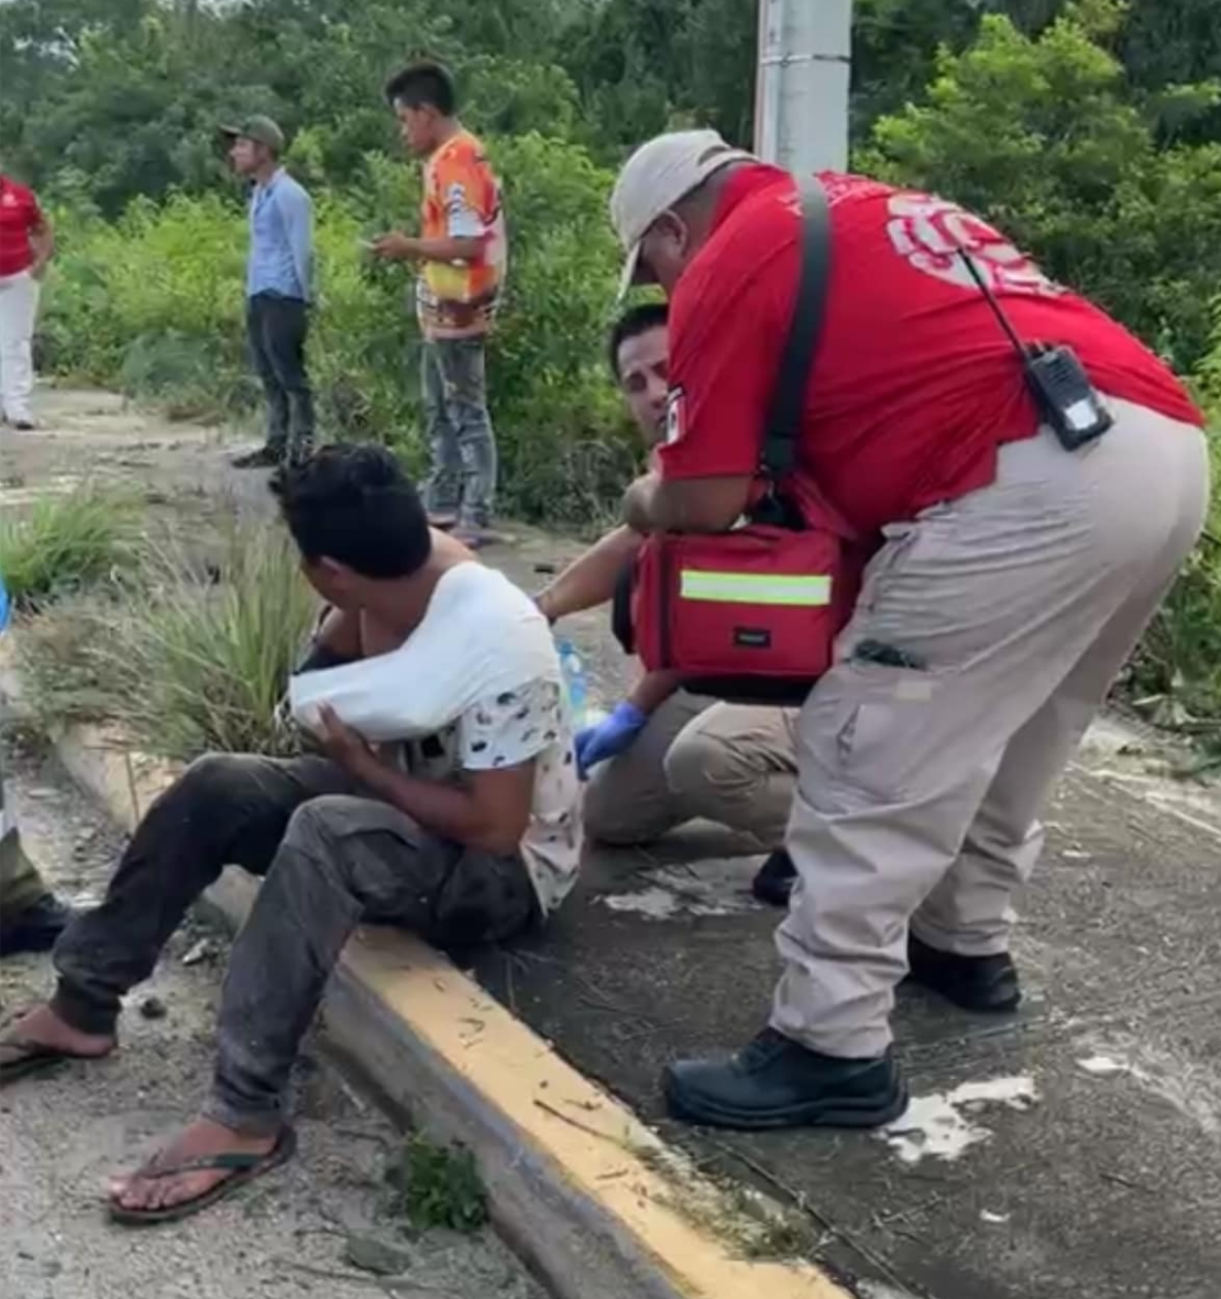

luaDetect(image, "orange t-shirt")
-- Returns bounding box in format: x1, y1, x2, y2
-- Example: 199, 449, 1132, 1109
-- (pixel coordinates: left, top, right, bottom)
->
417, 130, 506, 339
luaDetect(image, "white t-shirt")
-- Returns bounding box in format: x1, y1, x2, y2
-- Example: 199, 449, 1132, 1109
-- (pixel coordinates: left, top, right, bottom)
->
290, 564, 581, 914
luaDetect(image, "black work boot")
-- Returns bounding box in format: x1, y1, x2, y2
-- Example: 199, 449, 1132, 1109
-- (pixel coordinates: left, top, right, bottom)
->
0, 893, 73, 958
906, 933, 1021, 1012
231, 445, 283, 470
663, 1027, 908, 1130
751, 847, 797, 906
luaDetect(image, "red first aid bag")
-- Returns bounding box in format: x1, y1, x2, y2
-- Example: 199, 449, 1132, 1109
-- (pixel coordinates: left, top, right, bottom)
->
631, 527, 860, 703
628, 177, 860, 704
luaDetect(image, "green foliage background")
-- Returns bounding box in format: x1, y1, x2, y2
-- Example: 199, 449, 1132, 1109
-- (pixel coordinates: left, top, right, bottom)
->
7, 0, 1221, 481
5, 0, 1221, 716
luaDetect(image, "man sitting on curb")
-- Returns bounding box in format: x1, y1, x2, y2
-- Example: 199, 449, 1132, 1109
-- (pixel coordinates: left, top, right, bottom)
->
535, 304, 799, 904
0, 445, 581, 1223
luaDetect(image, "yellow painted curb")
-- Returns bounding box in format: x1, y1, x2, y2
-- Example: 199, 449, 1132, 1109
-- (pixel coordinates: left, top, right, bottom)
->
2, 667, 851, 1299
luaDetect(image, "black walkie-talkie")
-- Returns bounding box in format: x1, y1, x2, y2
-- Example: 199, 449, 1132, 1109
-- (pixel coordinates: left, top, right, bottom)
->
958, 251, 1113, 451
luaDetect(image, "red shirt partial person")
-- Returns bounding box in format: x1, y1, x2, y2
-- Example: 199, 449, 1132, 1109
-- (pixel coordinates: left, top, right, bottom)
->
0, 176, 45, 279
659, 166, 1203, 540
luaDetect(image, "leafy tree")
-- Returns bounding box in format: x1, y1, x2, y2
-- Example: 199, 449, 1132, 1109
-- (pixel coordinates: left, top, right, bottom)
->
556, 0, 756, 154
864, 2, 1221, 370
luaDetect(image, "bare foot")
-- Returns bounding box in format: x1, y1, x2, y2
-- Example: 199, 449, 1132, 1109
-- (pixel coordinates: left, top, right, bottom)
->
2, 1002, 115, 1057
108, 1116, 278, 1215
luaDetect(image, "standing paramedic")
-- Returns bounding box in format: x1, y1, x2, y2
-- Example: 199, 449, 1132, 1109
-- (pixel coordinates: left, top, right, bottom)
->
373, 61, 506, 548
0, 167, 53, 430
610, 130, 1209, 1130
223, 116, 316, 470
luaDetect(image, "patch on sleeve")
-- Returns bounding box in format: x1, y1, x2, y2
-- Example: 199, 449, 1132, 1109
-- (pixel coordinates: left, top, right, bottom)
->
665, 386, 686, 446
444, 180, 485, 239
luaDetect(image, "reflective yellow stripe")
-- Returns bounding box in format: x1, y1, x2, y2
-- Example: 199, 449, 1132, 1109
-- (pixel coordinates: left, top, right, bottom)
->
679, 570, 831, 606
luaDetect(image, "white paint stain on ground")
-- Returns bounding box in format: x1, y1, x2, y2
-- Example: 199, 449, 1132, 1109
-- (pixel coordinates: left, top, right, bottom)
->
880, 1075, 1038, 1165
1077, 1038, 1221, 1137
601, 887, 681, 919
857, 1283, 922, 1299
598, 859, 761, 919
1077, 1054, 1128, 1077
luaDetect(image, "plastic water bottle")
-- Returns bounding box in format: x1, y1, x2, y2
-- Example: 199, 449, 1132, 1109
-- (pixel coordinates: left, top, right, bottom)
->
556, 637, 590, 729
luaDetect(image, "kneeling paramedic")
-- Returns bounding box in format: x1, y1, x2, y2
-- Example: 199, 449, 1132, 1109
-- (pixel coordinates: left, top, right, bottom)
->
535, 304, 800, 904
611, 130, 1209, 1130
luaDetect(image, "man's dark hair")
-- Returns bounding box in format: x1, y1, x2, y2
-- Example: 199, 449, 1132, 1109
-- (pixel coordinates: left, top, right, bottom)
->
608, 302, 669, 380
271, 445, 432, 580
384, 60, 457, 116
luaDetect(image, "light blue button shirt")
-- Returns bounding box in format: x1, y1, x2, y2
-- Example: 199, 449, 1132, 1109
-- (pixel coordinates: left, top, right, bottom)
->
246, 169, 313, 302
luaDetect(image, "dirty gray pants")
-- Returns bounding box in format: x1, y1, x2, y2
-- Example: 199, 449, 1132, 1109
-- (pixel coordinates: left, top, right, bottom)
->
420, 336, 497, 530
51, 754, 537, 1134
772, 402, 1210, 1058
0, 757, 48, 917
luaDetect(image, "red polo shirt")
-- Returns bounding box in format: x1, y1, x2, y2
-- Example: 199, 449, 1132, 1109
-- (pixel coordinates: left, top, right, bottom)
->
659, 166, 1203, 538
0, 177, 43, 278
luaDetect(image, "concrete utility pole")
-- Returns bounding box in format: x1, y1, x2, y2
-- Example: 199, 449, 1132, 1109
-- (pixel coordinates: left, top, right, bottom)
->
755, 0, 852, 172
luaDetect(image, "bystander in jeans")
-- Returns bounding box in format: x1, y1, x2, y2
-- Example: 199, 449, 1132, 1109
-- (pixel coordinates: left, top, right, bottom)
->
373, 61, 506, 546
222, 116, 315, 469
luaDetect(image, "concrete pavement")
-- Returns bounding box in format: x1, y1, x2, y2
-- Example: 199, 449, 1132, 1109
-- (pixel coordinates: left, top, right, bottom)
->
6, 387, 1221, 1297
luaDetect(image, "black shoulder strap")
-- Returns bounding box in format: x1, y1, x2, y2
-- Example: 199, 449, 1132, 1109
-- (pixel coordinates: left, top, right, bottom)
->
761, 176, 831, 477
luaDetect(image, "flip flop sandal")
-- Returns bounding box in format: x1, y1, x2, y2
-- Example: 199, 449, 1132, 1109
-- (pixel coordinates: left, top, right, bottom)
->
0, 1037, 86, 1086
108, 1125, 298, 1226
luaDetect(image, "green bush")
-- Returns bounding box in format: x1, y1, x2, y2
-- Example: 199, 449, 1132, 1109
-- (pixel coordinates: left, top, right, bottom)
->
39, 132, 639, 524
1124, 408, 1221, 735
40, 192, 248, 391
864, 3, 1221, 373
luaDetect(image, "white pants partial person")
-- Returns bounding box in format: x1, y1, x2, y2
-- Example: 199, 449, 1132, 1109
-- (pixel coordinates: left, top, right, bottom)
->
0, 269, 40, 426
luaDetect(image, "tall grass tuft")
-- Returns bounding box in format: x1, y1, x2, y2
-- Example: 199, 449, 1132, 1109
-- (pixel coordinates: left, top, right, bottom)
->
97, 523, 317, 761
0, 486, 138, 608
20, 521, 318, 761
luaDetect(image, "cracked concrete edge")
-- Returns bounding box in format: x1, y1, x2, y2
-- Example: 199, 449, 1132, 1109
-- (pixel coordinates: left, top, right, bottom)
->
2, 681, 849, 1299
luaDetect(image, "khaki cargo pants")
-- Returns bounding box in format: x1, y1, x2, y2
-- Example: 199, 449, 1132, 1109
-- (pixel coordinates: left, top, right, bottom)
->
773, 400, 1210, 1058
583, 692, 799, 848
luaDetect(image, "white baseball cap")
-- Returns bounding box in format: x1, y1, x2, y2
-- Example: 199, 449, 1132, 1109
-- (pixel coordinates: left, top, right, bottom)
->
609, 129, 756, 299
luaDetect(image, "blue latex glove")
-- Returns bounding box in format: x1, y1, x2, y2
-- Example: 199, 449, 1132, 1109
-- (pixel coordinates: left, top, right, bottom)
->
574, 701, 647, 780
0, 574, 8, 635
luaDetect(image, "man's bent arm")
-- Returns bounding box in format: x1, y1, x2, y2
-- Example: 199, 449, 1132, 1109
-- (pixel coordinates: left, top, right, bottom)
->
416, 234, 484, 263
536, 526, 642, 622
623, 472, 753, 535
277, 186, 313, 302
626, 669, 683, 716
356, 760, 535, 856
378, 233, 485, 264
